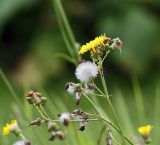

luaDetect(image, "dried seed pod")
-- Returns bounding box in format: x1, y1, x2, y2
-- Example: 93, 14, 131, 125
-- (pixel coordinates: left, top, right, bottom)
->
29, 118, 41, 126
75, 92, 81, 105
47, 120, 59, 132
106, 130, 112, 145
26, 97, 34, 104
41, 97, 47, 106
79, 117, 88, 131
26, 90, 34, 97
49, 131, 65, 141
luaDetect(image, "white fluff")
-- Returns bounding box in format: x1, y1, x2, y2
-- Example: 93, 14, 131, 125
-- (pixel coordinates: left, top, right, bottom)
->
75, 61, 98, 82
67, 84, 75, 94
13, 140, 25, 145
59, 113, 70, 122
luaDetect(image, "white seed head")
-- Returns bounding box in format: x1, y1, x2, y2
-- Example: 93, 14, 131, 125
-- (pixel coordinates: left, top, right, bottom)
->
65, 82, 76, 94
13, 140, 25, 145
111, 37, 122, 49
59, 113, 70, 122
75, 61, 98, 82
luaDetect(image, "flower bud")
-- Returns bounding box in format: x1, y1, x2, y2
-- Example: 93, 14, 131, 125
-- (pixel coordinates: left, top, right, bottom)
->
29, 118, 41, 126
75, 92, 81, 105
79, 117, 88, 131
26, 97, 34, 104
49, 131, 65, 141
41, 97, 47, 106
47, 120, 59, 132
106, 130, 112, 145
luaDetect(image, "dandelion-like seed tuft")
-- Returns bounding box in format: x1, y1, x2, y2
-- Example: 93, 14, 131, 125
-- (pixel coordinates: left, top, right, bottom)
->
13, 140, 31, 145
75, 61, 98, 82
59, 113, 70, 126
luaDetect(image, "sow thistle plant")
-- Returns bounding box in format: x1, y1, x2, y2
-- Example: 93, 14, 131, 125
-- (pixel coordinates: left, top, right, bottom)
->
2, 34, 153, 145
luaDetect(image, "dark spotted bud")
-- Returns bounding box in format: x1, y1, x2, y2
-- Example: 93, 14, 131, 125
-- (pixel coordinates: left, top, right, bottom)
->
48, 120, 59, 132
29, 118, 41, 126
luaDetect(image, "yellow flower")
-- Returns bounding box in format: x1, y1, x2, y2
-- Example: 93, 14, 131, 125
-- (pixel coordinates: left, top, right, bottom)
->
138, 125, 153, 136
2, 120, 17, 135
79, 35, 110, 54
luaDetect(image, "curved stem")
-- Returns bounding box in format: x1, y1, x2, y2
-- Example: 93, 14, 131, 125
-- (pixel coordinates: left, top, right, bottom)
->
82, 92, 101, 115
40, 105, 49, 119
33, 104, 48, 120
85, 112, 134, 145
19, 133, 27, 141
110, 132, 121, 145
97, 126, 106, 145
98, 64, 127, 145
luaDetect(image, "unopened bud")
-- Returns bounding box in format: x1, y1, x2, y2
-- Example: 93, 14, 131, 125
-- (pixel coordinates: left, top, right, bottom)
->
48, 120, 59, 132
106, 130, 112, 145
79, 117, 88, 131
26, 97, 34, 104
49, 131, 65, 141
41, 97, 47, 106
29, 118, 41, 126
75, 92, 81, 105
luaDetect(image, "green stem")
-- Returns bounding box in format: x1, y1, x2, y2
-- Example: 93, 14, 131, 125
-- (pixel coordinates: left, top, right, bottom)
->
19, 133, 27, 141
82, 92, 101, 115
40, 105, 49, 119
33, 104, 48, 120
82, 91, 134, 145
97, 126, 106, 145
110, 132, 121, 145
85, 112, 134, 145
50, 118, 99, 122
99, 65, 127, 145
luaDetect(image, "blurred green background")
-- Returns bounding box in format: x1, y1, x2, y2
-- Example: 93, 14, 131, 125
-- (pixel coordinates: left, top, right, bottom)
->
0, 0, 160, 144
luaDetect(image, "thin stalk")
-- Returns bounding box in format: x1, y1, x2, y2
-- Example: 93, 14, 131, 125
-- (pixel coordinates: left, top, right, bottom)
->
39, 105, 49, 119
19, 133, 27, 140
91, 93, 105, 98
110, 133, 121, 145
99, 67, 127, 145
102, 50, 110, 63
85, 112, 134, 145
82, 92, 101, 115
97, 126, 106, 145
33, 104, 48, 120
50, 118, 99, 122
82, 90, 134, 145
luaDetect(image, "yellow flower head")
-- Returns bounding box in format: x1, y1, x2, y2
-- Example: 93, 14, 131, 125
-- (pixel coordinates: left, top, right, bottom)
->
2, 120, 17, 135
138, 125, 153, 136
79, 34, 110, 54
